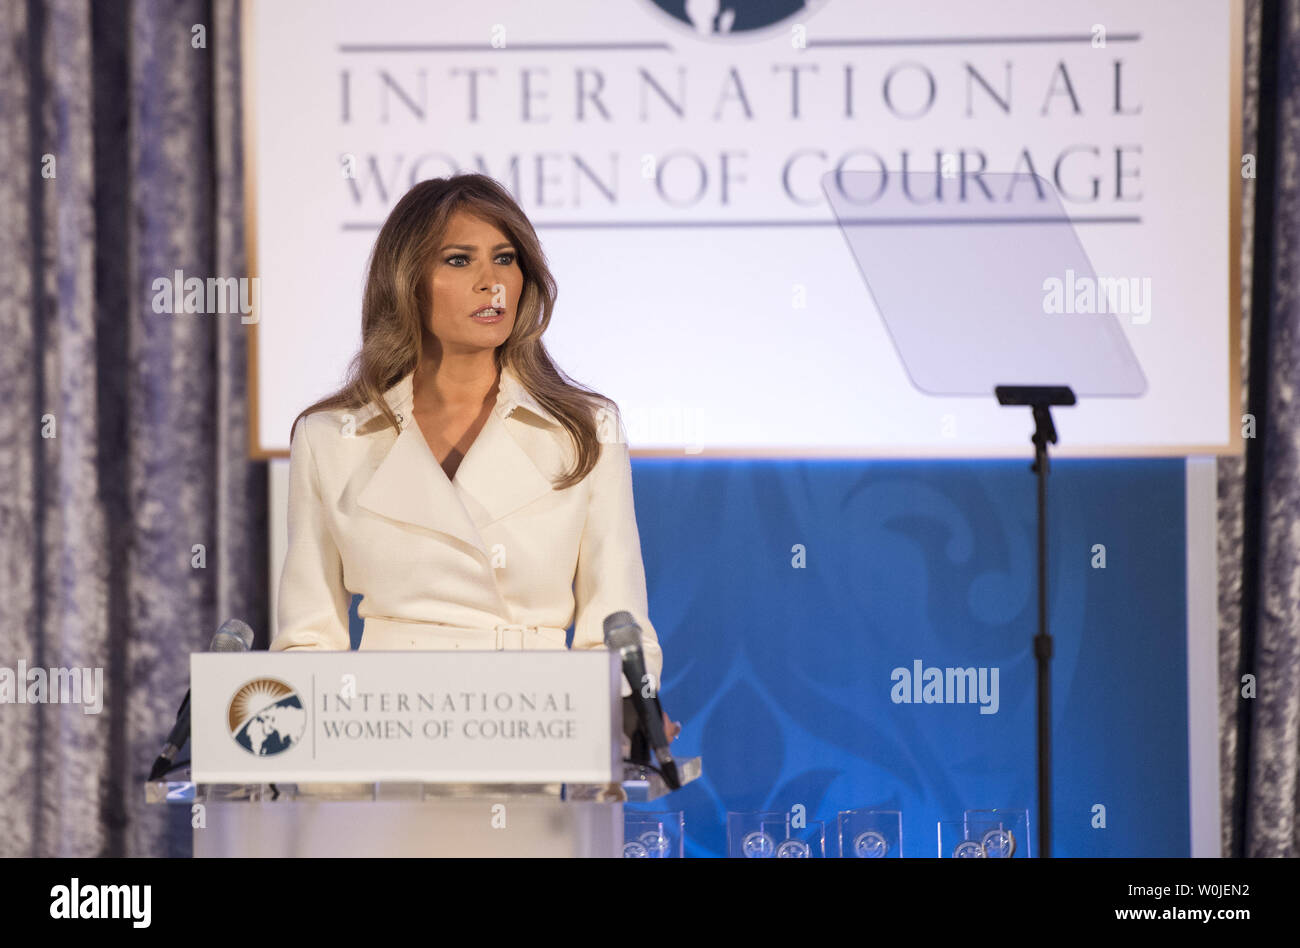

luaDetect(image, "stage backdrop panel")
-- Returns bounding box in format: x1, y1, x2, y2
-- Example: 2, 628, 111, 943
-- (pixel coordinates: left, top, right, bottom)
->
246, 0, 1241, 458
624, 455, 1192, 857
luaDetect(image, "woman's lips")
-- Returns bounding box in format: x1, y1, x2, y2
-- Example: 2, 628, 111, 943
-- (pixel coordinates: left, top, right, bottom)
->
471, 308, 504, 323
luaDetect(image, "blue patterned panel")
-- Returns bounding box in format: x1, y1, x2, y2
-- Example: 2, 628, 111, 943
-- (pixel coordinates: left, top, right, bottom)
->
625, 458, 1188, 858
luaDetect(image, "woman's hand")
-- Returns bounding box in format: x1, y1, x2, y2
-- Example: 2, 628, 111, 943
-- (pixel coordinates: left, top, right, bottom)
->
662, 708, 682, 742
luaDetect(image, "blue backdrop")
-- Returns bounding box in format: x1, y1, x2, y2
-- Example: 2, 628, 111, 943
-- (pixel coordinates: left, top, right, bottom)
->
351, 457, 1189, 857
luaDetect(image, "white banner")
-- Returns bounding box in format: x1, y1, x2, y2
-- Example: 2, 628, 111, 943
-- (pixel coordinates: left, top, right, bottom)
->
246, 0, 1240, 457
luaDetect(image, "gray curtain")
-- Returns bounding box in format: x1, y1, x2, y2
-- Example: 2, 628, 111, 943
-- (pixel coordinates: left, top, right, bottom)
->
1219, 0, 1300, 858
0, 0, 265, 857
0, 0, 1294, 858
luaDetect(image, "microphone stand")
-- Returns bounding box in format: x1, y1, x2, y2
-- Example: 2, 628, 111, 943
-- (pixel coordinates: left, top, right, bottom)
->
996, 384, 1075, 859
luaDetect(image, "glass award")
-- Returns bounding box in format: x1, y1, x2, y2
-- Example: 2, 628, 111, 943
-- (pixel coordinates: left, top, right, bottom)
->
938, 820, 988, 858
772, 820, 827, 858
623, 810, 685, 858
727, 811, 789, 859
963, 808, 1030, 859
837, 808, 902, 858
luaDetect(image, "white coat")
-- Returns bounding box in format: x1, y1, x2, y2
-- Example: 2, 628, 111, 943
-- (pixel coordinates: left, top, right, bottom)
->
270, 364, 663, 696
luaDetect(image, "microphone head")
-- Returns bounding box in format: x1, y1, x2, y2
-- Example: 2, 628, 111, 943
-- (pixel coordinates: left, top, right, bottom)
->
223, 619, 256, 648
210, 619, 255, 652
603, 611, 642, 650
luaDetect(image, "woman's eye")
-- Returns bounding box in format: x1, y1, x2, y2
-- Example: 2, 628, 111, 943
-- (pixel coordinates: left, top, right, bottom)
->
445, 252, 515, 266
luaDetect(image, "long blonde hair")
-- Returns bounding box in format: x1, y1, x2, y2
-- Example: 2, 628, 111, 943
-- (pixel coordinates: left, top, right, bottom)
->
290, 173, 611, 490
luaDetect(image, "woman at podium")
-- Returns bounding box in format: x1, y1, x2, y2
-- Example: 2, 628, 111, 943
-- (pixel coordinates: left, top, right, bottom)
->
270, 173, 679, 741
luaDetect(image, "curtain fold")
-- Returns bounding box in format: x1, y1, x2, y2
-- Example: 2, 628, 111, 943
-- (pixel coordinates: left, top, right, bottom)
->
1218, 0, 1300, 859
0, 0, 266, 858
1218, 0, 1258, 861
1246, 0, 1300, 858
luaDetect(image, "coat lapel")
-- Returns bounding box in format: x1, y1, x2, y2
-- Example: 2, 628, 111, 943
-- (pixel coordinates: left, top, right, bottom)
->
355, 421, 490, 556
354, 364, 562, 559
453, 409, 557, 529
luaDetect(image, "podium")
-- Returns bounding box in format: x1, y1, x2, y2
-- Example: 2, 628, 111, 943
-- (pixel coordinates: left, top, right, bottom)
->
146, 648, 700, 857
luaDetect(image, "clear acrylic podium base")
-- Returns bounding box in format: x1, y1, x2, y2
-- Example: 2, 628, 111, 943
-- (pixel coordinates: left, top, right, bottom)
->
146, 758, 701, 858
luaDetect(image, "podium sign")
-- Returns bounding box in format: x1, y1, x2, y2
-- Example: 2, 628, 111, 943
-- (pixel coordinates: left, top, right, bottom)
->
190, 651, 623, 784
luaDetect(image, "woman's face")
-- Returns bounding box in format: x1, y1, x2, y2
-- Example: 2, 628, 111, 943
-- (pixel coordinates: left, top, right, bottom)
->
425, 210, 524, 357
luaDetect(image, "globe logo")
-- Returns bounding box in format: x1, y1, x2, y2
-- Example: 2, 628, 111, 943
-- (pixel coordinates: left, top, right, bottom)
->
853, 830, 889, 858
645, 0, 828, 38
740, 830, 775, 857
228, 678, 306, 756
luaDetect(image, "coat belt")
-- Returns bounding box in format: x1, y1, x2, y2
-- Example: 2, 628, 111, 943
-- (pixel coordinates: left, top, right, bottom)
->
360, 616, 569, 651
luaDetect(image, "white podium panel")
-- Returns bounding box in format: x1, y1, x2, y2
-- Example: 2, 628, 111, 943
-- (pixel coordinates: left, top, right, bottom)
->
190, 651, 623, 784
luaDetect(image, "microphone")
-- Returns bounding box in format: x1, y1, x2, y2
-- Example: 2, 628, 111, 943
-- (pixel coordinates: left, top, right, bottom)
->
604, 611, 679, 790
217, 620, 254, 651
148, 619, 254, 780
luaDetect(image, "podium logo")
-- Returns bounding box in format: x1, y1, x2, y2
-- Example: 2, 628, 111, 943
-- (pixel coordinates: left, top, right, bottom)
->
228, 678, 307, 756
